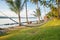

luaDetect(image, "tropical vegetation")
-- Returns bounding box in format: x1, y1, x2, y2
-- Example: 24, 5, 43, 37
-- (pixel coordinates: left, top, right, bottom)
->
0, 0, 60, 40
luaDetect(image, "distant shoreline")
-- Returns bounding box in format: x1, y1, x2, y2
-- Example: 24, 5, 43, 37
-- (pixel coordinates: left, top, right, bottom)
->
0, 16, 36, 19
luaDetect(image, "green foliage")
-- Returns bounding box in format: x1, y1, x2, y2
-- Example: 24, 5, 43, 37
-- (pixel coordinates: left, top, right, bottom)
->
5, 0, 25, 26
0, 19, 60, 40
46, 6, 58, 18
6, 0, 23, 13
33, 8, 41, 17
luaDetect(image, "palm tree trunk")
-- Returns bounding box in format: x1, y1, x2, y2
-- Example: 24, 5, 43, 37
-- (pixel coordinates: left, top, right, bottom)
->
25, 2, 29, 24
36, 2, 40, 24
18, 11, 21, 26
38, 16, 40, 24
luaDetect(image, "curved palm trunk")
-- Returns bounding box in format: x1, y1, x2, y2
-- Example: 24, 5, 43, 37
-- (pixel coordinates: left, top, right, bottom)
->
18, 11, 21, 26
25, 2, 29, 24
36, 2, 40, 24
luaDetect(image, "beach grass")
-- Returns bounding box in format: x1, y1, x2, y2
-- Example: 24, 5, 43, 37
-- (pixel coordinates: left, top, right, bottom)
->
0, 18, 60, 40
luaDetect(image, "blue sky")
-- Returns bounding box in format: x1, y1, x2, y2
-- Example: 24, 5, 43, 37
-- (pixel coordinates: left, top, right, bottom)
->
0, 0, 50, 19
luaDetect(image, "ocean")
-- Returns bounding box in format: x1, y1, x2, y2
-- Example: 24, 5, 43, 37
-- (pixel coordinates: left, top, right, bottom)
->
0, 17, 37, 28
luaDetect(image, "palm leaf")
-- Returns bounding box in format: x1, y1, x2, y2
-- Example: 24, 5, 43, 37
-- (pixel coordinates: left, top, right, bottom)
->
33, 8, 41, 17
6, 0, 24, 13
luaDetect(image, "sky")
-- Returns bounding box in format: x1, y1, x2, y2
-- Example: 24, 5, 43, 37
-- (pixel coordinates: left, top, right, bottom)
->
0, 0, 50, 19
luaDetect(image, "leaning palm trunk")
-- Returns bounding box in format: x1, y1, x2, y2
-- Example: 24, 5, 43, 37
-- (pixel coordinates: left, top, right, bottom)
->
36, 2, 40, 24
25, 2, 29, 24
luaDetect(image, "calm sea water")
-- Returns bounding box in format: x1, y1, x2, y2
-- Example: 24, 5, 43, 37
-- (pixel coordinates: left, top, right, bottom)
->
0, 17, 37, 28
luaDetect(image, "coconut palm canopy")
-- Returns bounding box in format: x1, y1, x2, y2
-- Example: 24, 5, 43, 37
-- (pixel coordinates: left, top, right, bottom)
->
5, 0, 25, 26
6, 0, 24, 13
0, 0, 58, 17
33, 8, 41, 17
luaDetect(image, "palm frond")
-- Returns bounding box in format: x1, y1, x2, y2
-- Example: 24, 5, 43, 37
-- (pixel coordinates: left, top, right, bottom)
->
5, 0, 24, 14
33, 8, 41, 17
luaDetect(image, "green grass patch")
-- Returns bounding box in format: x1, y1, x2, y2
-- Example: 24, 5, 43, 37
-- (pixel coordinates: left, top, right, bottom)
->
0, 18, 60, 40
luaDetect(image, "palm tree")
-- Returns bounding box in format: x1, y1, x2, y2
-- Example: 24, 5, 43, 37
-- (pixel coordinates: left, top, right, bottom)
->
6, 0, 24, 26
33, 8, 41, 23
23, 0, 29, 24
51, 6, 58, 17
30, 0, 41, 23
47, 0, 59, 18
46, 7, 58, 18
40, 0, 51, 19
47, 0, 60, 18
